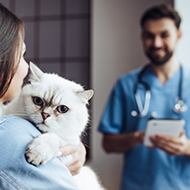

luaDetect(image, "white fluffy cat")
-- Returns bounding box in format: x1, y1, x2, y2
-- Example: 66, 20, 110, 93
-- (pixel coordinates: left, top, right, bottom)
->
1, 62, 105, 190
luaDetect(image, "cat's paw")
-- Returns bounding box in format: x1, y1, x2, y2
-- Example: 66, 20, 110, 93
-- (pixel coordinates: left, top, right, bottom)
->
25, 135, 57, 166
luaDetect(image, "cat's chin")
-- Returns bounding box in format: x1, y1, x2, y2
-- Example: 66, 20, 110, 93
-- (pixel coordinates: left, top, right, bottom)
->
36, 123, 50, 133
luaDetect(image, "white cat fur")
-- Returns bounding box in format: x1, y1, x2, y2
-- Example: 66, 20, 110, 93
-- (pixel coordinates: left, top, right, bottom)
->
1, 62, 105, 190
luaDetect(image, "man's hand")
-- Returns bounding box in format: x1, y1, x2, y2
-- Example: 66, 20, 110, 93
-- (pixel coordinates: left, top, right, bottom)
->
58, 142, 86, 176
150, 131, 190, 156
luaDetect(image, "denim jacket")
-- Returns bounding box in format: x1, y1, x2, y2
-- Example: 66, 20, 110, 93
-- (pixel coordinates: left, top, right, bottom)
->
0, 116, 79, 190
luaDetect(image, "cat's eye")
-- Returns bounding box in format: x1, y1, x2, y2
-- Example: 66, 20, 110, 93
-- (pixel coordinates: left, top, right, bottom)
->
33, 97, 43, 106
57, 105, 69, 113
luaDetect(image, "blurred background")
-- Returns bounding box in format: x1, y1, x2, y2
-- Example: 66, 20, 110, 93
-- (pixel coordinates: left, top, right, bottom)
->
2, 0, 190, 189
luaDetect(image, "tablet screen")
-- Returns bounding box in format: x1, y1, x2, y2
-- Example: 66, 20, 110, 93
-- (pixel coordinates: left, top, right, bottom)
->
144, 119, 185, 147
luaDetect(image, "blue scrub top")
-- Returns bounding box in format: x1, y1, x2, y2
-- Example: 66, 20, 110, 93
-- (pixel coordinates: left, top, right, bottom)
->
98, 64, 190, 190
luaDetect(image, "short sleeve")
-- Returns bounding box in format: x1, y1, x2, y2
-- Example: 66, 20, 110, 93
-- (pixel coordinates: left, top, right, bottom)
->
98, 79, 125, 134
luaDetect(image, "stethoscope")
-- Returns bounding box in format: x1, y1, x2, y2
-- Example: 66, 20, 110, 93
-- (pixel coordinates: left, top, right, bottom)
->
131, 64, 188, 117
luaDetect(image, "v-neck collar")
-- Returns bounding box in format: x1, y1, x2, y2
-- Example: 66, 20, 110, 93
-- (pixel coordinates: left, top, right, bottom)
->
143, 64, 181, 90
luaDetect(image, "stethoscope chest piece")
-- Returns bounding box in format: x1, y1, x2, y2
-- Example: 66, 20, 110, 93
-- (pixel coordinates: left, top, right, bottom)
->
174, 99, 188, 114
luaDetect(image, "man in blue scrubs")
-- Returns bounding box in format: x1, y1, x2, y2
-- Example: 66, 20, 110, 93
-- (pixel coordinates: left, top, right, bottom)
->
98, 4, 190, 190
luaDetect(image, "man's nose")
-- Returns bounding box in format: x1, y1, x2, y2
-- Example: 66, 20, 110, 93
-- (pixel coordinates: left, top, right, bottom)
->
152, 36, 163, 48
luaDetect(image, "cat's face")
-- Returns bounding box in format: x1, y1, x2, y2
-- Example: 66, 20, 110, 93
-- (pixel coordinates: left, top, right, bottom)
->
20, 63, 93, 139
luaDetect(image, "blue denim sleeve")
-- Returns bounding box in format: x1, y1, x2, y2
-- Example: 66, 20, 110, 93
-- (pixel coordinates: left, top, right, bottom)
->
0, 116, 79, 190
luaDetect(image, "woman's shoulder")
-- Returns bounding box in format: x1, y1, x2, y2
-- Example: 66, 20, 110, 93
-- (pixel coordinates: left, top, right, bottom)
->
0, 115, 40, 164
0, 115, 40, 139
0, 115, 79, 189
0, 115, 40, 161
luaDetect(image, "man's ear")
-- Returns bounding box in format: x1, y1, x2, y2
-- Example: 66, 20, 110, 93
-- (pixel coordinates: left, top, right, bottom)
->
177, 29, 182, 43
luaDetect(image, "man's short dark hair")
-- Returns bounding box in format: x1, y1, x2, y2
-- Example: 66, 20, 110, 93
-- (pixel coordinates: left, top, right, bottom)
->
140, 4, 181, 29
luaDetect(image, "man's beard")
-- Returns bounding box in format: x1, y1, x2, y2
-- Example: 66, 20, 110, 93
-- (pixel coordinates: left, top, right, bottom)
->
145, 46, 173, 66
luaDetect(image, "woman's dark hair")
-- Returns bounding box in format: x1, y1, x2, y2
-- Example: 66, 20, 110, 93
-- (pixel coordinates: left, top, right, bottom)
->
0, 3, 24, 98
140, 4, 181, 29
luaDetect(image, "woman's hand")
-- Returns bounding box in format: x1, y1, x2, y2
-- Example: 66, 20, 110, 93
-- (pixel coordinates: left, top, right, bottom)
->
150, 131, 190, 156
58, 142, 86, 176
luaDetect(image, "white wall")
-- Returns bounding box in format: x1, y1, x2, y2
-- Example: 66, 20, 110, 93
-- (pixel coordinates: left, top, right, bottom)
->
90, 1, 173, 190
175, 0, 190, 65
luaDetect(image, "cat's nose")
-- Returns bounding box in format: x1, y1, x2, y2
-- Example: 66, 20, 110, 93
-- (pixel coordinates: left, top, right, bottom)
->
42, 112, 50, 120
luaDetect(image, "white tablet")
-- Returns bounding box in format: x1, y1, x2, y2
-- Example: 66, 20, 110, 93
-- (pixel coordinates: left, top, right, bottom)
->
144, 119, 185, 147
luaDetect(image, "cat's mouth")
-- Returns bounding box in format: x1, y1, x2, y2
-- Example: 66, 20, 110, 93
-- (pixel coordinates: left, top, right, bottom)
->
35, 122, 50, 133
36, 122, 49, 128
42, 121, 48, 126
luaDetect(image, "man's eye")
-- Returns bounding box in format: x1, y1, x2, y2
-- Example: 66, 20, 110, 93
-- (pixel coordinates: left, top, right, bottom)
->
143, 33, 154, 39
161, 33, 169, 38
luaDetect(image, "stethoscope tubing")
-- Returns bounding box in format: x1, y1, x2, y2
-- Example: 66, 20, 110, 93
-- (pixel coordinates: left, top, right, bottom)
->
132, 64, 187, 117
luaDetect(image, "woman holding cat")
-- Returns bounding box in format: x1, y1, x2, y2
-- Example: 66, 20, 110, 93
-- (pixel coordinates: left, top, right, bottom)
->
0, 3, 85, 189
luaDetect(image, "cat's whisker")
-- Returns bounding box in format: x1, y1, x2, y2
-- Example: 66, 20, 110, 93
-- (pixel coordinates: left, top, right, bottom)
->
10, 113, 29, 117
85, 125, 92, 130
82, 142, 91, 149
82, 133, 93, 139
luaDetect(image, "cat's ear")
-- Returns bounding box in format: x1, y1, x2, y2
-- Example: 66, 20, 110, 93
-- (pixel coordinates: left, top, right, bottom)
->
29, 62, 44, 82
77, 89, 94, 104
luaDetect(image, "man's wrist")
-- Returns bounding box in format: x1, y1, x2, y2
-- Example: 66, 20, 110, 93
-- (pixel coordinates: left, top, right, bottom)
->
134, 131, 145, 145
184, 140, 190, 157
